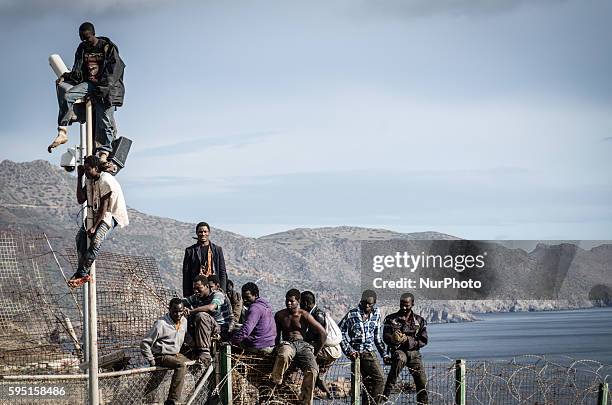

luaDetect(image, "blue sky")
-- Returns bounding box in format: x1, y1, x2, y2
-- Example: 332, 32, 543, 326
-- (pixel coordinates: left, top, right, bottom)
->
1, 0, 611, 239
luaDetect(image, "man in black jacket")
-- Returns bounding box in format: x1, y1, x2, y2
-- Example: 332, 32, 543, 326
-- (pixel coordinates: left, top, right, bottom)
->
182, 222, 227, 295
382, 292, 429, 404
49, 21, 125, 163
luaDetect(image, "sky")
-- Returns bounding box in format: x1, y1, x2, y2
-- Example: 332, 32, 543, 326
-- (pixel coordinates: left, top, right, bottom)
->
1, 0, 611, 239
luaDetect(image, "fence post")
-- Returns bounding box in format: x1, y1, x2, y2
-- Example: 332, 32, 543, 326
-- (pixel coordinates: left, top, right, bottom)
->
455, 359, 466, 405
598, 383, 609, 405
220, 344, 232, 405
350, 357, 361, 405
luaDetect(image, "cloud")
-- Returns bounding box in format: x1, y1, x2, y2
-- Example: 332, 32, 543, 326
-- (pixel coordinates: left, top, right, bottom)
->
344, 0, 566, 19
0, 0, 172, 18
602, 137, 612, 142
133, 131, 277, 157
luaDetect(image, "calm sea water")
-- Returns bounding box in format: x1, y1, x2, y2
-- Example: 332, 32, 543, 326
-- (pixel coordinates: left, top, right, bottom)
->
422, 307, 612, 364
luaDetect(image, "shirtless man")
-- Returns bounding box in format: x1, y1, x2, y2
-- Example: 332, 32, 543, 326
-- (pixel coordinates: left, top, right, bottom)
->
271, 289, 327, 405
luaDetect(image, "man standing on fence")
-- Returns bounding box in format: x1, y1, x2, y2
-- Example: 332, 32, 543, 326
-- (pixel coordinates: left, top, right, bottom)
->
182, 222, 228, 295
230, 282, 276, 354
272, 289, 327, 405
382, 292, 429, 404
339, 290, 389, 405
141, 298, 189, 405
68, 155, 129, 287
300, 290, 341, 399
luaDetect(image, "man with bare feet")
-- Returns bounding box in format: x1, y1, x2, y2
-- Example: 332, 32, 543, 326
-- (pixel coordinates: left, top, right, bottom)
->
271, 289, 327, 405
49, 21, 125, 166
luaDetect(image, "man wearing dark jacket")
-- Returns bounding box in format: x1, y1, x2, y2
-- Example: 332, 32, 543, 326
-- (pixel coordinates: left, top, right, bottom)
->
300, 290, 337, 399
49, 21, 125, 162
382, 292, 429, 404
183, 222, 227, 295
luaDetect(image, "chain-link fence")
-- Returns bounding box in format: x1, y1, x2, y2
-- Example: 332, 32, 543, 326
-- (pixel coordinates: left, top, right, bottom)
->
223, 349, 611, 405
0, 229, 214, 404
0, 363, 213, 404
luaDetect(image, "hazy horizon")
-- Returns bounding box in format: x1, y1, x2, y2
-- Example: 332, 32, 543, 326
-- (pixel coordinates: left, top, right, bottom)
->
1, 0, 611, 239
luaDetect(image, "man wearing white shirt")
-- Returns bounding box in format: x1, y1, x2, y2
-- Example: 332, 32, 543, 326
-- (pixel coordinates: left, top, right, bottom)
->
68, 155, 129, 287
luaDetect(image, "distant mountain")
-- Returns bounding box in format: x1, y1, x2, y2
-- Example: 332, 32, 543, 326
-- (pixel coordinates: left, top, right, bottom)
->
1, 160, 610, 321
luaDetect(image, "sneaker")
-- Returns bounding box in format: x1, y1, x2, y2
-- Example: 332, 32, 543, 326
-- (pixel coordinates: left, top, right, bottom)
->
100, 160, 118, 175
48, 127, 68, 153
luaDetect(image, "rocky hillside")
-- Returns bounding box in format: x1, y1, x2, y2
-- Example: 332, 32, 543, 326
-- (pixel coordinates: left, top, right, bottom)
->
1, 160, 610, 321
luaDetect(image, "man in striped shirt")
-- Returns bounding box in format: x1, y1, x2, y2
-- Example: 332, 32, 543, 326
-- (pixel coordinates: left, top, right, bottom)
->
206, 275, 235, 340
339, 290, 389, 405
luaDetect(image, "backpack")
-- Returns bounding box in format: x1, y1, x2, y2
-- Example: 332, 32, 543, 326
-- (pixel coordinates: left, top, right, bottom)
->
324, 312, 342, 347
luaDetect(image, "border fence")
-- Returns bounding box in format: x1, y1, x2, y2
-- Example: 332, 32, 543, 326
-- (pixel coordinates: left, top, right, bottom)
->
0, 229, 215, 404
221, 345, 611, 405
0, 229, 610, 404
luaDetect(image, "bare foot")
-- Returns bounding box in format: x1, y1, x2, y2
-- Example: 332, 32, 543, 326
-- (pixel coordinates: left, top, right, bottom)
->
48, 127, 68, 153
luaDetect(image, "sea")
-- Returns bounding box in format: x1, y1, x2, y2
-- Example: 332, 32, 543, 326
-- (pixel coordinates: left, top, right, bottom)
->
422, 306, 612, 364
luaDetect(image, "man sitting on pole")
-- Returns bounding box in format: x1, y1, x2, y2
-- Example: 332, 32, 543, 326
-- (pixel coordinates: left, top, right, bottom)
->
141, 298, 189, 405
48, 21, 125, 165
68, 155, 129, 287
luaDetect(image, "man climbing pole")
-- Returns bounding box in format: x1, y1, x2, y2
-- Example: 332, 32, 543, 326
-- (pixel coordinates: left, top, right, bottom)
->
68, 155, 129, 287
48, 21, 125, 167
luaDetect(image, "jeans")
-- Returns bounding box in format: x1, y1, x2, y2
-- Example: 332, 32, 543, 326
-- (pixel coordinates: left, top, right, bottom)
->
75, 220, 114, 276
188, 311, 220, 360
271, 340, 319, 405
56, 81, 116, 153
383, 349, 429, 404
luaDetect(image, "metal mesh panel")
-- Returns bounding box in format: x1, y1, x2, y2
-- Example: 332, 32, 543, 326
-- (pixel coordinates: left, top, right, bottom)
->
225, 352, 611, 405
65, 249, 173, 366
0, 364, 213, 404
0, 231, 83, 375
0, 229, 213, 404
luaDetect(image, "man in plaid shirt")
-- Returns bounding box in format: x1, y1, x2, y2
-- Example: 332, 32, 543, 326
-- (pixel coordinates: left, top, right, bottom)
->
339, 290, 389, 405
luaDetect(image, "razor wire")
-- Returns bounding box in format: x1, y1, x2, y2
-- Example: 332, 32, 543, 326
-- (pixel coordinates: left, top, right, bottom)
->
223, 351, 611, 405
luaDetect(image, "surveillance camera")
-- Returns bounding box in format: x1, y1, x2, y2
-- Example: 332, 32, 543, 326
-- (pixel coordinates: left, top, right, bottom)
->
60, 147, 77, 172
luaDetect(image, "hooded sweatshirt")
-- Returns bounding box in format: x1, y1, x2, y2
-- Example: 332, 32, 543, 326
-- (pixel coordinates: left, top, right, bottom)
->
230, 297, 276, 349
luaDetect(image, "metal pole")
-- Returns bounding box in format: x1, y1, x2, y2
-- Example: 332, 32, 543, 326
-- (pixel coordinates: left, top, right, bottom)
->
350, 357, 361, 405
455, 359, 466, 405
79, 121, 89, 364
219, 344, 233, 405
185, 364, 215, 405
598, 383, 609, 405
85, 99, 99, 405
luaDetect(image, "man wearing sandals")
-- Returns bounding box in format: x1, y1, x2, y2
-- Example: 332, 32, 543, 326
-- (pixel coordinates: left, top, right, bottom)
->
68, 155, 128, 287
48, 21, 125, 166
